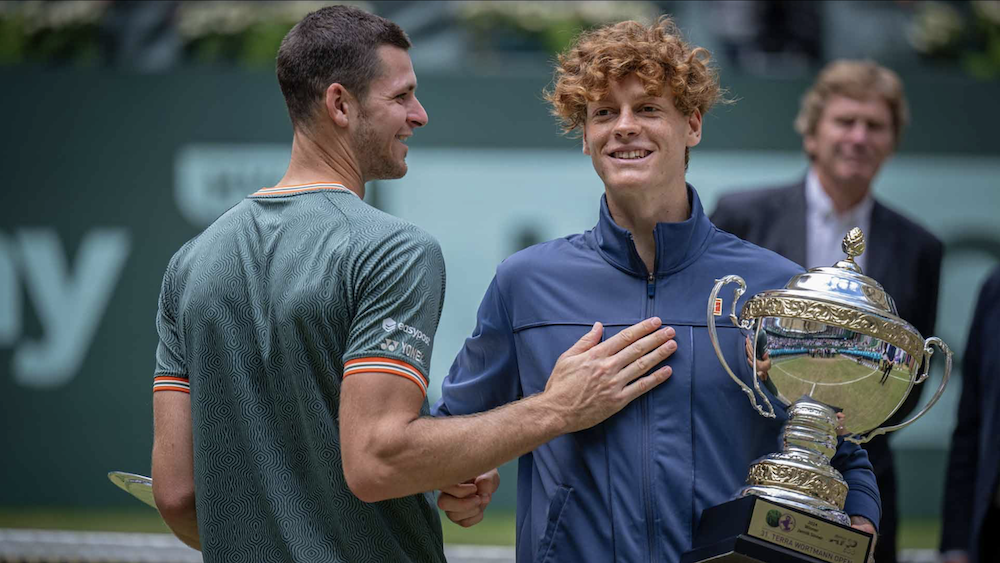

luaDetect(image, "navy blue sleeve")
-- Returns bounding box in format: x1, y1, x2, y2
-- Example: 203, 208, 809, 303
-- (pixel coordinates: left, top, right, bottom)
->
939, 268, 1000, 552
832, 438, 882, 530
432, 275, 521, 416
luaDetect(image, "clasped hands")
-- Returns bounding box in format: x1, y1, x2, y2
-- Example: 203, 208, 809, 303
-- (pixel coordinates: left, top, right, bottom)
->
438, 468, 500, 528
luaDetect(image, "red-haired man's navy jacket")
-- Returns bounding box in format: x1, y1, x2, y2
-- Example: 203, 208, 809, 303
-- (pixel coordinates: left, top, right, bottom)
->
433, 186, 880, 563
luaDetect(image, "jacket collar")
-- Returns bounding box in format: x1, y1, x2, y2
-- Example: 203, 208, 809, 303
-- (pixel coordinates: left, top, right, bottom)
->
594, 184, 715, 277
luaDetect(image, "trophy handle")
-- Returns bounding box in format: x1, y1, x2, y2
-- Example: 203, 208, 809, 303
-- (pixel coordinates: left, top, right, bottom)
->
847, 336, 953, 444
707, 275, 775, 419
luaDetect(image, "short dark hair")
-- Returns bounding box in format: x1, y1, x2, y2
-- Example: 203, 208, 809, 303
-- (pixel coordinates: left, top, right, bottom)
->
276, 5, 411, 128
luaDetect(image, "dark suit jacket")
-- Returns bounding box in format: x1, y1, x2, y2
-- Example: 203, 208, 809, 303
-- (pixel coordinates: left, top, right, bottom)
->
710, 179, 944, 563
941, 267, 1000, 562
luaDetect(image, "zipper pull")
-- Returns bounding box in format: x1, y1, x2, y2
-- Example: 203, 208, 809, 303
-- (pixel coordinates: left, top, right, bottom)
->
647, 273, 655, 298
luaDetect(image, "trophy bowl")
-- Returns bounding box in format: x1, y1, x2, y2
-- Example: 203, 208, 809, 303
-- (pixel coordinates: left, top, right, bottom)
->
684, 228, 952, 563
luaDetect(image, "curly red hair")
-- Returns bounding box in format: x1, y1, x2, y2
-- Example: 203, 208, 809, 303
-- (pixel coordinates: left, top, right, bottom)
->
545, 16, 725, 137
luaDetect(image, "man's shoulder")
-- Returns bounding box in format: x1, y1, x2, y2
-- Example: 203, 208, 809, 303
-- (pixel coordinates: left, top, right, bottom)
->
707, 227, 804, 280
980, 265, 1000, 302
369, 211, 441, 251
710, 181, 804, 236
327, 195, 438, 247
168, 196, 442, 280
714, 181, 802, 210
873, 199, 943, 252
163, 200, 255, 273
312, 197, 443, 265
495, 232, 589, 276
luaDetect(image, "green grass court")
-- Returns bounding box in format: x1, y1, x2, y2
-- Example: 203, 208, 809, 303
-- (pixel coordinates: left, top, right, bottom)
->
0, 507, 939, 549
769, 354, 911, 430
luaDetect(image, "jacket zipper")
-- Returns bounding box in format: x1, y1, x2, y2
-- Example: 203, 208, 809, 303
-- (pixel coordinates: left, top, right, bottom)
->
643, 270, 656, 563
628, 233, 658, 563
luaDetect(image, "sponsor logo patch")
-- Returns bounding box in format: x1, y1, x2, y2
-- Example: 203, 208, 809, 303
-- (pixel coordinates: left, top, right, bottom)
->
382, 317, 431, 346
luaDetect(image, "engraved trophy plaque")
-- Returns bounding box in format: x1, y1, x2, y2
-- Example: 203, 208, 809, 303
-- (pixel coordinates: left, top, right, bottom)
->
681, 228, 953, 563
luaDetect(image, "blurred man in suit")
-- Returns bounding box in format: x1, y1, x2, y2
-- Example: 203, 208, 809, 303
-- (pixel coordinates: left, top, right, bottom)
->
711, 60, 943, 563
941, 266, 1000, 563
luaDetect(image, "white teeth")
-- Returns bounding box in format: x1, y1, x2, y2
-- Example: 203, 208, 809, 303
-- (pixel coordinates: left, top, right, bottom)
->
613, 150, 649, 160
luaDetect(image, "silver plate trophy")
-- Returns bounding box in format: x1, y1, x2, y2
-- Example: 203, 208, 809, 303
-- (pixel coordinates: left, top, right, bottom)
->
108, 471, 157, 509
682, 228, 952, 563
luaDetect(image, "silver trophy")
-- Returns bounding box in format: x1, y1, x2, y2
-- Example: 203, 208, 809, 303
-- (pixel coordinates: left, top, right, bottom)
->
687, 228, 952, 563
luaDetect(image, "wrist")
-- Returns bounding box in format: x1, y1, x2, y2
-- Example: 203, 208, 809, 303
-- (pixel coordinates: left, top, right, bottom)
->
529, 391, 575, 436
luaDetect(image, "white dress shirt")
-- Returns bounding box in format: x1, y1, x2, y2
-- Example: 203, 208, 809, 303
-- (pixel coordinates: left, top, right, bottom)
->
804, 169, 874, 272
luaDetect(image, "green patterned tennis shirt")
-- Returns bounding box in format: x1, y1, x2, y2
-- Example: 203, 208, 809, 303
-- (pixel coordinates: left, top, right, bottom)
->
154, 183, 447, 562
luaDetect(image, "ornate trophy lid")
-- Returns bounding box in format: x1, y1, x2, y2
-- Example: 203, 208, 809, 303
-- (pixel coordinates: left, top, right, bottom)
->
741, 228, 925, 360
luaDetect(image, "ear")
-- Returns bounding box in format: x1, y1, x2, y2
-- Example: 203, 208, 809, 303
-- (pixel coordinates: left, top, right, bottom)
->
324, 83, 352, 128
686, 108, 703, 148
803, 134, 817, 160
582, 126, 591, 155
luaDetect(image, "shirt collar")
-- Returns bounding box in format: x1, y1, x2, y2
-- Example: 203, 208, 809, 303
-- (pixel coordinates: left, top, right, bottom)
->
594, 184, 715, 276
248, 183, 355, 198
804, 168, 873, 225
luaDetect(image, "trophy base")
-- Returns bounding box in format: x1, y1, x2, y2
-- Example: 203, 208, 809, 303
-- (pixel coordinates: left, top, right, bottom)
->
680, 496, 872, 563
739, 486, 850, 526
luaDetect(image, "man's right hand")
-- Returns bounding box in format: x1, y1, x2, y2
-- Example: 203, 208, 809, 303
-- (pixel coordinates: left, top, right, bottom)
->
438, 468, 500, 528
544, 318, 676, 433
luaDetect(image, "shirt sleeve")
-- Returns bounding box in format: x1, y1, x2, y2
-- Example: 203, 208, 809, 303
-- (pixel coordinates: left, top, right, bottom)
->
940, 268, 1000, 552
153, 256, 190, 394
832, 438, 882, 531
342, 226, 446, 398
433, 274, 521, 417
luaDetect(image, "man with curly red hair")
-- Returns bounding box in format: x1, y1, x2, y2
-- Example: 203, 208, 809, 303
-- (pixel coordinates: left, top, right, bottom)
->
434, 17, 880, 562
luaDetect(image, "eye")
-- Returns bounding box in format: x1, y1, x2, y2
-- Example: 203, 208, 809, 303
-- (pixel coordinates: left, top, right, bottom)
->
395, 92, 410, 102
594, 108, 611, 117
640, 106, 657, 113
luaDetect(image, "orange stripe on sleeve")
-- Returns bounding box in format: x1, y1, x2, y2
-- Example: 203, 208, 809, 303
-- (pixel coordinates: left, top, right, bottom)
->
343, 368, 427, 398
153, 375, 190, 394
153, 384, 191, 394
155, 376, 188, 383
344, 357, 425, 379
343, 357, 428, 397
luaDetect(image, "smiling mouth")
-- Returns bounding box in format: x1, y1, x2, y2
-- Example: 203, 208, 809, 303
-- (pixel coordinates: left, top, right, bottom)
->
611, 150, 652, 160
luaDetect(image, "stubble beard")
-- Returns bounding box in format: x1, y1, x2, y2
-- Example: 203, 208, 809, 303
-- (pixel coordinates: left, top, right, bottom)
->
354, 106, 407, 182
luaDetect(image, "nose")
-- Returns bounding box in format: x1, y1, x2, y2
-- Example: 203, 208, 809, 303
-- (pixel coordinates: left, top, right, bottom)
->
409, 96, 428, 128
847, 121, 869, 143
613, 108, 639, 138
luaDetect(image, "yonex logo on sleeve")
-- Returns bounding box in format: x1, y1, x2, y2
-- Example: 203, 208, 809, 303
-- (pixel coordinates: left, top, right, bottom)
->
381, 317, 431, 346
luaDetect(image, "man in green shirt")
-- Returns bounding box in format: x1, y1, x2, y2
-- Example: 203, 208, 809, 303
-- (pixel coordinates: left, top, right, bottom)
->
151, 6, 678, 562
